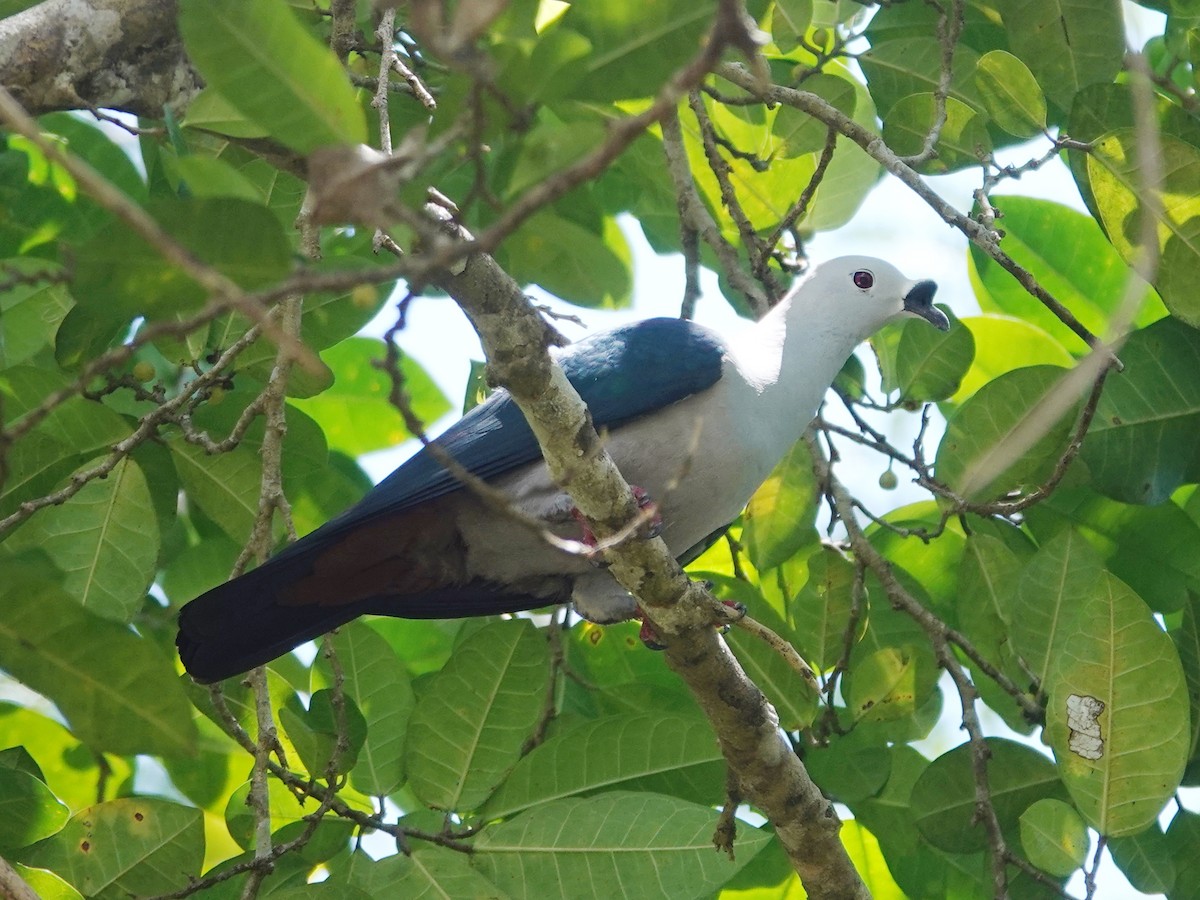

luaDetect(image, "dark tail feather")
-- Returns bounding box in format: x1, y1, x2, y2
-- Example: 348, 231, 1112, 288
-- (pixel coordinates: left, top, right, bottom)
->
176, 565, 561, 684
177, 566, 367, 683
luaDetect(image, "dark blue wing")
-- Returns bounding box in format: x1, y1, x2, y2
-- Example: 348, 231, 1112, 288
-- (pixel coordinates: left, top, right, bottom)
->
266, 317, 725, 566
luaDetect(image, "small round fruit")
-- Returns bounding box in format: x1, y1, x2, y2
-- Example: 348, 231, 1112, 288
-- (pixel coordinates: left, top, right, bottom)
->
132, 361, 156, 383
878, 469, 898, 490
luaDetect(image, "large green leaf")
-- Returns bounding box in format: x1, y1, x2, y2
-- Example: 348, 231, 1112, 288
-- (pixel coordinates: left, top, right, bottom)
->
950, 315, 1073, 404
500, 212, 633, 308
482, 713, 723, 819
1045, 572, 1189, 836
471, 792, 771, 899
1025, 486, 1200, 615
1007, 528, 1104, 689
6, 457, 159, 623
1081, 317, 1200, 504
0, 706, 132, 813
858, 38, 983, 119
566, 0, 716, 102
935, 365, 1082, 503
973, 50, 1046, 138
1087, 129, 1200, 326
968, 196, 1164, 351
1001, 0, 1124, 113
1175, 592, 1200, 758
291, 337, 450, 457
178, 0, 367, 154
19, 798, 203, 898
873, 305, 974, 403
169, 438, 261, 544
1019, 798, 1088, 877
69, 197, 292, 339
910, 738, 1066, 853
0, 767, 68, 850
882, 94, 992, 174
405, 619, 550, 811
0, 258, 73, 367
742, 440, 819, 572
1109, 824, 1177, 895
787, 546, 858, 672
0, 565, 198, 757
315, 622, 414, 797
348, 846, 511, 898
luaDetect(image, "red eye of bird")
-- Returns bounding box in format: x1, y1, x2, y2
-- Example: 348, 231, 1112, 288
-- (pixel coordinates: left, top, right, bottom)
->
852, 270, 874, 290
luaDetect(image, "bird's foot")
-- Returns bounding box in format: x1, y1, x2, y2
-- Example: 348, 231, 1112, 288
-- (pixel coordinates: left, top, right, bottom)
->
570, 485, 662, 565
630, 485, 663, 539
637, 609, 667, 651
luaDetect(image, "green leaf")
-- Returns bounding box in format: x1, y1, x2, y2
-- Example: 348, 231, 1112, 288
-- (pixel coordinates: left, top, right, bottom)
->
567, 0, 717, 102
471, 792, 771, 899
1109, 824, 1177, 895
956, 533, 1021, 668
973, 50, 1046, 137
882, 93, 992, 174
506, 119, 608, 198
910, 738, 1066, 853
0, 767, 68, 850
873, 304, 974, 403
317, 622, 414, 796
19, 798, 203, 898
1066, 81, 1200, 226
180, 87, 271, 139
1087, 129, 1200, 326
1175, 592, 1200, 758
178, 0, 367, 154
951, 315, 1073, 404
170, 438, 261, 544
1045, 571, 1190, 836
0, 564, 198, 757
788, 546, 858, 671
742, 440, 818, 572
0, 706, 132, 813
11, 864, 81, 900
771, 0, 813, 53
6, 457, 159, 623
1165, 811, 1200, 900
1008, 528, 1104, 688
405, 619, 550, 811
968, 196, 1164, 352
1002, 0, 1125, 112
1025, 486, 1200, 614
482, 713, 723, 819
70, 197, 292, 329
935, 365, 1082, 503
1019, 798, 1087, 877
804, 730, 891, 803
727, 600, 820, 730
0, 258, 72, 367
291, 337, 450, 456
771, 74, 856, 157
1082, 317, 1200, 504
858, 38, 983, 119
280, 689, 368, 777
500, 212, 632, 308
349, 846, 511, 898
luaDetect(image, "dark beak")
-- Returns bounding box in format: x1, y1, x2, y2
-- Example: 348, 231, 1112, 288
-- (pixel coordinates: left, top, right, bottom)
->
903, 280, 948, 331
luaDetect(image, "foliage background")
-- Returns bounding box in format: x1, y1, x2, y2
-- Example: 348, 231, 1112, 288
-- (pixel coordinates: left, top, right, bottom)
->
1, 0, 1199, 898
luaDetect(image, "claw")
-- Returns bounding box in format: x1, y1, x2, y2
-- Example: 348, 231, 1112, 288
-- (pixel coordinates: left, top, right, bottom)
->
630, 485, 663, 539
636, 607, 667, 650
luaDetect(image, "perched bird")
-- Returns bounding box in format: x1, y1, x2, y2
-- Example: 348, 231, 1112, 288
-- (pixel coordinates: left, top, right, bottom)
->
177, 256, 946, 682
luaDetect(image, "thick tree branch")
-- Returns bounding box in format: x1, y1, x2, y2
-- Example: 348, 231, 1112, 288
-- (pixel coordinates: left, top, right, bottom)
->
0, 0, 200, 116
